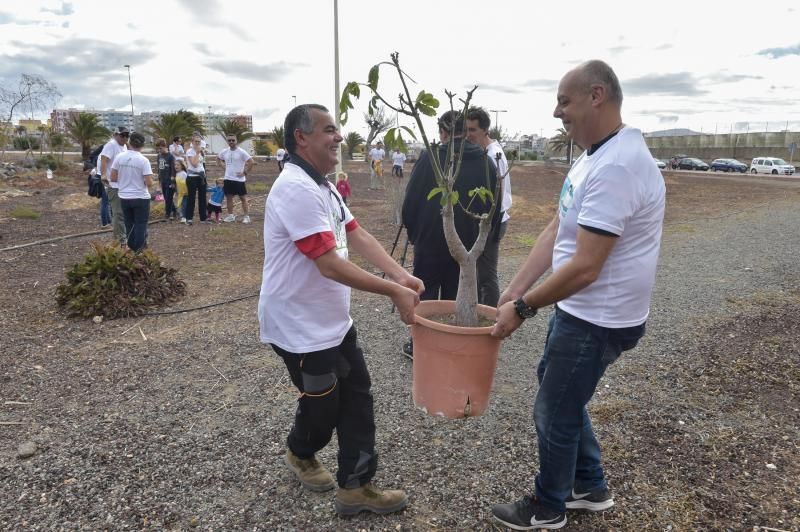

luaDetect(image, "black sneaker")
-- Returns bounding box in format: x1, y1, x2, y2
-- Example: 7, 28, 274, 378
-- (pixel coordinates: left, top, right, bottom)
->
402, 339, 413, 360
565, 487, 614, 511
492, 495, 566, 530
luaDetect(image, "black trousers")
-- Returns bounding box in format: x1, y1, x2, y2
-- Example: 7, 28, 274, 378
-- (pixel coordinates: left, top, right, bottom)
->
272, 326, 377, 488
477, 220, 508, 307
185, 174, 207, 222
412, 251, 460, 301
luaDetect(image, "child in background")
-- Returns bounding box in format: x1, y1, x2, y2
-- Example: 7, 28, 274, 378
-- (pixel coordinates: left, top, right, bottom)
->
336, 172, 351, 205
175, 159, 188, 223
207, 178, 225, 223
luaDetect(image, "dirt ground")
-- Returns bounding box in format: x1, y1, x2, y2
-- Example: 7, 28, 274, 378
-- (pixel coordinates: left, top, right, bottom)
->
1, 156, 799, 530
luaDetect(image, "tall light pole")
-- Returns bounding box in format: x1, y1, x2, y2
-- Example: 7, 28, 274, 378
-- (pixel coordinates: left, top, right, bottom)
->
333, 0, 343, 176
489, 109, 507, 134
123, 65, 134, 129
292, 95, 297, 108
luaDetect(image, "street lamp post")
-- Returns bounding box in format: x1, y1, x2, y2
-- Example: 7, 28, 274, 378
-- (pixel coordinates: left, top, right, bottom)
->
333, 0, 343, 176
123, 65, 134, 128
292, 95, 297, 108
488, 109, 507, 134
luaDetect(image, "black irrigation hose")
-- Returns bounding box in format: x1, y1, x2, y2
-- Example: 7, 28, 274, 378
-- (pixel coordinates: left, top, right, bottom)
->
144, 293, 259, 316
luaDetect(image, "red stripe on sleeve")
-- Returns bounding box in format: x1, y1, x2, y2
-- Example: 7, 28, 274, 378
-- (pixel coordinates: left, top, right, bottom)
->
295, 231, 336, 259
345, 219, 359, 233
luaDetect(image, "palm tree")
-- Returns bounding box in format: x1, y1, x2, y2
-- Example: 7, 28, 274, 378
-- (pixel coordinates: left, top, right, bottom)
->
175, 109, 204, 135
270, 126, 285, 149
65, 113, 111, 159
214, 118, 254, 143
145, 112, 194, 143
549, 127, 573, 162
343, 131, 365, 159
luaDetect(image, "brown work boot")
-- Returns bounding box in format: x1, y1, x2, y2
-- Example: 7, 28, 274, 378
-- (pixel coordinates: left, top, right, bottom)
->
334, 482, 408, 516
283, 449, 336, 492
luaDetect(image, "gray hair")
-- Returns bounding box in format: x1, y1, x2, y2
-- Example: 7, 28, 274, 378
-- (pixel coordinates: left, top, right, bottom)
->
579, 60, 623, 105
284, 104, 329, 154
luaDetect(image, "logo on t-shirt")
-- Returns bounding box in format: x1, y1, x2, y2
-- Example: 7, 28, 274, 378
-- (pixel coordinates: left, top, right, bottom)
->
559, 177, 574, 215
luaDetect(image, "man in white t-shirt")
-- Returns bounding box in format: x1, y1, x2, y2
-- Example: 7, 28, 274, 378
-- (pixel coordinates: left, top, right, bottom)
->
110, 132, 153, 253
100, 126, 129, 245
258, 104, 423, 516
169, 136, 185, 159
391, 148, 406, 177
490, 61, 665, 530
467, 106, 512, 307
218, 135, 254, 223
275, 147, 286, 172
367, 142, 385, 189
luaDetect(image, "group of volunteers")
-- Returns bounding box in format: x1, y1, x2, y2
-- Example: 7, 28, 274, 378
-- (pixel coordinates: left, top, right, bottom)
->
257, 59, 665, 531
91, 128, 255, 252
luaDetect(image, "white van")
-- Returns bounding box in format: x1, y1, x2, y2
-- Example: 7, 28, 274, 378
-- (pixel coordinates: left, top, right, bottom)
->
749, 157, 795, 175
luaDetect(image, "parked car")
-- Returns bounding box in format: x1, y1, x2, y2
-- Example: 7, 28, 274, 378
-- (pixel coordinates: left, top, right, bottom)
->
749, 157, 795, 176
710, 158, 748, 173
678, 157, 709, 171
653, 158, 666, 169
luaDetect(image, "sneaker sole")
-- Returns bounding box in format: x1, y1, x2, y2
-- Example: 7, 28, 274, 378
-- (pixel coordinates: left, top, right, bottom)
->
565, 498, 614, 511
334, 496, 408, 516
492, 514, 566, 530
283, 454, 335, 492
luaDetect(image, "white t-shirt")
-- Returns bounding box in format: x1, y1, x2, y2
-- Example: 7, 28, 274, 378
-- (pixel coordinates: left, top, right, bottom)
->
99, 139, 127, 189
217, 147, 252, 182
169, 143, 185, 159
369, 148, 385, 162
553, 126, 665, 328
111, 150, 153, 200
185, 147, 204, 175
487, 140, 512, 223
391, 151, 406, 166
258, 162, 356, 353
276, 148, 286, 161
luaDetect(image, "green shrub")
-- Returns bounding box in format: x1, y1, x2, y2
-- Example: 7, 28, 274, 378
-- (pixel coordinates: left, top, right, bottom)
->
56, 242, 186, 319
9, 206, 40, 219
253, 140, 271, 156
35, 154, 67, 171
13, 136, 40, 150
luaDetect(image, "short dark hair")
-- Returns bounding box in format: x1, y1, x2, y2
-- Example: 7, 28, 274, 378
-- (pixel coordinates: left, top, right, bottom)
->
580, 60, 623, 105
467, 107, 491, 131
284, 104, 329, 154
129, 132, 145, 148
437, 110, 464, 136
173, 136, 180, 142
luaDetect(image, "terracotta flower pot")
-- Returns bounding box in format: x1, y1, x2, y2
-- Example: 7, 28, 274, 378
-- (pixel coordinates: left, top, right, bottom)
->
411, 300, 502, 419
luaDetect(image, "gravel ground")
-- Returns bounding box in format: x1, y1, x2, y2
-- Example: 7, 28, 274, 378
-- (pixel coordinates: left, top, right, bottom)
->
1, 166, 799, 531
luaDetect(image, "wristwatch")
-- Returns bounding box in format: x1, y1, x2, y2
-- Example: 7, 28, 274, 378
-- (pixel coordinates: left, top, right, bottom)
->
513, 298, 538, 320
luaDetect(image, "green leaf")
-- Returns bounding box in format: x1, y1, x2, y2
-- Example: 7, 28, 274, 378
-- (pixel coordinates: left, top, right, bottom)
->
384, 128, 396, 147
418, 104, 437, 117
368, 65, 380, 90
400, 125, 416, 140
450, 191, 459, 205
427, 187, 444, 201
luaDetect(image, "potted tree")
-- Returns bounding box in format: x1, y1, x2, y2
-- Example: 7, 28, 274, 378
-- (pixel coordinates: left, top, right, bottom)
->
340, 53, 507, 418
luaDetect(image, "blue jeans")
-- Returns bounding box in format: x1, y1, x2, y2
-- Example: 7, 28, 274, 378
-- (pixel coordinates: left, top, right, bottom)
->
100, 187, 111, 226
120, 198, 150, 252
534, 305, 645, 512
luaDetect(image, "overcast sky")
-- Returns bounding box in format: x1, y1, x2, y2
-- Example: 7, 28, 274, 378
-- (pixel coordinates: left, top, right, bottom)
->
1, 0, 799, 139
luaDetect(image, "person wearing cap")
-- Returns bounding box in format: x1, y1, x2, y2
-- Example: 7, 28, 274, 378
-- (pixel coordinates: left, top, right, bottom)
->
110, 132, 154, 253
99, 126, 129, 245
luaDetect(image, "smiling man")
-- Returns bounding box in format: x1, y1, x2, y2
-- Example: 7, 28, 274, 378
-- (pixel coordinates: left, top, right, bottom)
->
489, 61, 666, 530
258, 104, 424, 517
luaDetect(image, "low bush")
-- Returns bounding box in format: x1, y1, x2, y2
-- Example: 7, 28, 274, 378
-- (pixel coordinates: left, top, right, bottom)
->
56, 242, 186, 319
9, 206, 41, 219
35, 154, 68, 171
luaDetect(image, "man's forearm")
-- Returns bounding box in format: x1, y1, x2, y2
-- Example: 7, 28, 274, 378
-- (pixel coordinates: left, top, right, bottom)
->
315, 248, 399, 297
347, 227, 406, 280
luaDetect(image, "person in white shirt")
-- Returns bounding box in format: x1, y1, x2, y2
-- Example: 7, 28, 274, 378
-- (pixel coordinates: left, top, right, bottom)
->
99, 126, 129, 244
367, 142, 385, 189
391, 148, 406, 177
184, 137, 207, 224
110, 132, 154, 253
275, 147, 286, 172
169, 136, 185, 159
466, 106, 512, 307
490, 60, 666, 531
259, 104, 423, 516
218, 135, 254, 223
